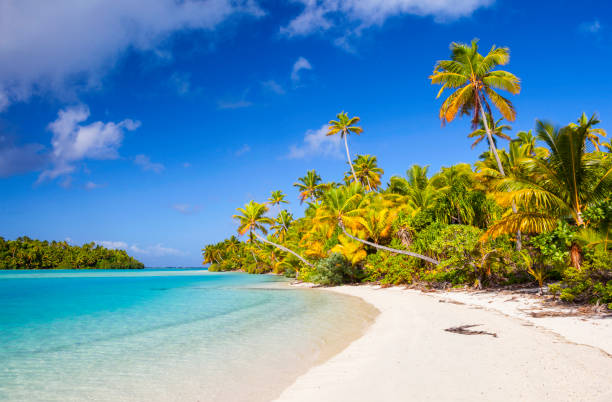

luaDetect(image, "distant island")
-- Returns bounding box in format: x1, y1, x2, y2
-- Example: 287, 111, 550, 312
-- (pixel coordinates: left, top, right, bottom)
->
0, 237, 144, 269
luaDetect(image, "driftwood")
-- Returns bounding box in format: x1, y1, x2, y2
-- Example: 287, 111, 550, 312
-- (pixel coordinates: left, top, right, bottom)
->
444, 324, 497, 337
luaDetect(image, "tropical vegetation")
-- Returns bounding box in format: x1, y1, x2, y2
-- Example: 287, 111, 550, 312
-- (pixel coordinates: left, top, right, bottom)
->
203, 40, 611, 309
0, 237, 144, 269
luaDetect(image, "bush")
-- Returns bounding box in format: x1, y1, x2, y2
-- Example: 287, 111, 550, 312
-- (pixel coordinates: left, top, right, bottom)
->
552, 250, 612, 309
310, 253, 357, 286
363, 252, 418, 285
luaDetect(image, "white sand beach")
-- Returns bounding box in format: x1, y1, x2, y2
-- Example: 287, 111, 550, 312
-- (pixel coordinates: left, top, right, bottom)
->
276, 285, 612, 402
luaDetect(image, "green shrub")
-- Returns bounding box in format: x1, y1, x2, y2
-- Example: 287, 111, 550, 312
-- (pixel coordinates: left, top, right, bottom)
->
310, 253, 357, 286
554, 250, 612, 309
363, 252, 417, 285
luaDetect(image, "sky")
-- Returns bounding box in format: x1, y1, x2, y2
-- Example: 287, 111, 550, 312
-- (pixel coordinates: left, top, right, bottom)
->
1, 0, 611, 266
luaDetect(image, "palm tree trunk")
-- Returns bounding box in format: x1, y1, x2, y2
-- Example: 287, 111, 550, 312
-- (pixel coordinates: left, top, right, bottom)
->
338, 220, 439, 265
479, 105, 522, 250
344, 133, 357, 182
253, 232, 313, 278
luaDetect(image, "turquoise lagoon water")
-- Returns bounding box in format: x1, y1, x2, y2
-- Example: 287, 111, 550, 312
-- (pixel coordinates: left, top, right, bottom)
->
0, 269, 376, 401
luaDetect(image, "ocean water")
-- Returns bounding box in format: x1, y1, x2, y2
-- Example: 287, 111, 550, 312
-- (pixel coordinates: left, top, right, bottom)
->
0, 269, 376, 401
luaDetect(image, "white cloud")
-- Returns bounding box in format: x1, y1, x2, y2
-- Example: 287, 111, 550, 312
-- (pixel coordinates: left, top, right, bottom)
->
96, 240, 184, 256
235, 144, 251, 156
261, 79, 286, 94
130, 243, 185, 257
291, 57, 313, 82
287, 124, 342, 159
134, 154, 165, 173
281, 0, 492, 38
38, 105, 140, 182
0, 0, 263, 110
96, 240, 129, 250
172, 203, 201, 215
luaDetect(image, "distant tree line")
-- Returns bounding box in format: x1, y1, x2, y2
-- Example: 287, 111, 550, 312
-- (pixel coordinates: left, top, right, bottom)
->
0, 237, 144, 269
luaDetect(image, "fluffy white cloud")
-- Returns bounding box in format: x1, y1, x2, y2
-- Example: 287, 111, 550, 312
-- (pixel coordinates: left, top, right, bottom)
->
38, 105, 140, 182
130, 244, 185, 257
287, 124, 342, 159
281, 0, 493, 37
291, 57, 313, 82
134, 154, 165, 173
95, 240, 129, 250
0, 0, 263, 110
96, 240, 184, 257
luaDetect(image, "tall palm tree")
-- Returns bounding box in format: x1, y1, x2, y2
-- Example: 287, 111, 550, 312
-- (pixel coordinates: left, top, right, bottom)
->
468, 113, 511, 149
430, 39, 521, 175
233, 201, 312, 272
486, 119, 612, 269
293, 170, 323, 204
430, 39, 522, 248
347, 154, 384, 191
316, 183, 439, 265
267, 190, 289, 206
327, 112, 363, 182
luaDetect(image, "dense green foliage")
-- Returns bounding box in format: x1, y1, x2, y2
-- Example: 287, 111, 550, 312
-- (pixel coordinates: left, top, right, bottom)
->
0, 237, 144, 269
203, 40, 611, 309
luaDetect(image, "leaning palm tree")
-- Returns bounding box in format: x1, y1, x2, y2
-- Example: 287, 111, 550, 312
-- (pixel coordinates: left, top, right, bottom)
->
347, 154, 384, 191
233, 201, 312, 274
293, 170, 323, 204
316, 183, 439, 265
430, 39, 521, 175
267, 190, 288, 206
486, 119, 612, 269
468, 113, 511, 149
327, 112, 363, 182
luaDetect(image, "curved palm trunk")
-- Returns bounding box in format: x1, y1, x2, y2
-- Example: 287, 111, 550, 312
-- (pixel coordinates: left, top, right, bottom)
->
344, 133, 357, 182
479, 105, 522, 250
338, 220, 439, 265
253, 232, 313, 278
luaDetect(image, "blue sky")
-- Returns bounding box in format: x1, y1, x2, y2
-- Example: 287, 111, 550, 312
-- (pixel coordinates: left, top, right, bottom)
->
1, 0, 611, 266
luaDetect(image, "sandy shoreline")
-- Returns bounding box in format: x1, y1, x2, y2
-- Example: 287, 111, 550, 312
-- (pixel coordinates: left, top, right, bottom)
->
275, 285, 612, 402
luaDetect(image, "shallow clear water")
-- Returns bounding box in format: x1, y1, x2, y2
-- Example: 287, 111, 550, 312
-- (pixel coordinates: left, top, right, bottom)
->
0, 269, 376, 401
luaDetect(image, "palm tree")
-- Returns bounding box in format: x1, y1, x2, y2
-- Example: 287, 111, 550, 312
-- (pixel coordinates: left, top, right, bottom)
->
293, 170, 323, 204
347, 154, 384, 191
233, 201, 312, 273
468, 113, 511, 149
327, 112, 363, 182
569, 113, 608, 151
271, 210, 293, 242
316, 183, 439, 265
267, 190, 288, 206
430, 39, 521, 176
430, 39, 522, 248
486, 119, 612, 269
